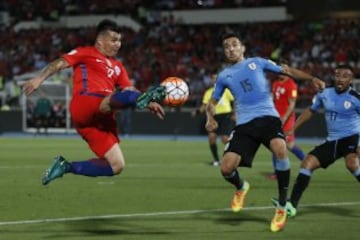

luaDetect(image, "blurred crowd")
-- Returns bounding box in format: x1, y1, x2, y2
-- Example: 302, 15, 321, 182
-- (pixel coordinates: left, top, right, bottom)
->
0, 0, 285, 22
0, 1, 359, 109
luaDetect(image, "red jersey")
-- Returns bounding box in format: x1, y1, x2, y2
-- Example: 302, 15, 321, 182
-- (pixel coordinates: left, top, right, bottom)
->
272, 77, 298, 117
62, 46, 132, 96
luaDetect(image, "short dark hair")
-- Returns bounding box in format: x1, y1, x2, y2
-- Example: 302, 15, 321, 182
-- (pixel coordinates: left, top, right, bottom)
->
336, 64, 353, 72
221, 32, 241, 42
96, 19, 121, 37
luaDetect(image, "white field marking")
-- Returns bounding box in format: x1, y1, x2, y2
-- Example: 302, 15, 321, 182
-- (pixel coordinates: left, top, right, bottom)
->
0, 201, 359, 227
97, 181, 115, 185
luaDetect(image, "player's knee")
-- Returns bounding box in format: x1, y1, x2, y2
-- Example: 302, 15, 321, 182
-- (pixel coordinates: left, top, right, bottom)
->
273, 149, 287, 159
300, 155, 320, 170
286, 142, 295, 149
220, 166, 232, 176
220, 153, 240, 175
220, 160, 237, 176
345, 157, 358, 173
271, 139, 287, 159
111, 161, 125, 175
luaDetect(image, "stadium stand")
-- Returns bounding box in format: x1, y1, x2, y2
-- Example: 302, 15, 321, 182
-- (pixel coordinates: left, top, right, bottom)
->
0, 1, 359, 109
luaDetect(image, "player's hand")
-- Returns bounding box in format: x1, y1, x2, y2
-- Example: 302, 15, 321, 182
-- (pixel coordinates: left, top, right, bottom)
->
312, 77, 325, 91
22, 77, 42, 96
147, 102, 165, 120
205, 118, 218, 132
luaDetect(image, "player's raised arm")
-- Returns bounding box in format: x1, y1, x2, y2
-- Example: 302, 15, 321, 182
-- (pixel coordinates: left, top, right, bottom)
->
22, 58, 69, 96
281, 64, 325, 90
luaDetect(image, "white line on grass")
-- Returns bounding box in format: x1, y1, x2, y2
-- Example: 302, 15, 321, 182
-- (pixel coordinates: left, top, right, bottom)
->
0, 201, 359, 227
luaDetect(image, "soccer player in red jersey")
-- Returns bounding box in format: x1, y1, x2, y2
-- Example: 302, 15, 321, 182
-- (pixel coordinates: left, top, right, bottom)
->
269, 74, 305, 179
23, 19, 166, 185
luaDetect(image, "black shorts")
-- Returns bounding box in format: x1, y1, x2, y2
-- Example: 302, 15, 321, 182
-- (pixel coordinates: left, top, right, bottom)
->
212, 113, 234, 135
224, 116, 285, 168
309, 134, 359, 168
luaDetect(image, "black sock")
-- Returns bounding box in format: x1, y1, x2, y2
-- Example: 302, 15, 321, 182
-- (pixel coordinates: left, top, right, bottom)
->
275, 169, 290, 206
223, 170, 243, 190
210, 144, 219, 161
110, 90, 141, 109
290, 173, 311, 208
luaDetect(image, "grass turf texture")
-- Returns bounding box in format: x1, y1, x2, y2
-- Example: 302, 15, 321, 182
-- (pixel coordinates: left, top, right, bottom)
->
0, 137, 358, 239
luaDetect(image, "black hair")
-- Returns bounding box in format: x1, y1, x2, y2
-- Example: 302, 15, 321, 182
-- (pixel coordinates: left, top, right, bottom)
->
96, 19, 121, 37
221, 32, 241, 42
335, 64, 353, 72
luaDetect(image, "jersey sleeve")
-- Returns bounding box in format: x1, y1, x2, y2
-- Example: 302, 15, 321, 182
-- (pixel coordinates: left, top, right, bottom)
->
223, 89, 234, 102
310, 92, 322, 112
258, 58, 282, 74
212, 74, 226, 101
61, 47, 86, 66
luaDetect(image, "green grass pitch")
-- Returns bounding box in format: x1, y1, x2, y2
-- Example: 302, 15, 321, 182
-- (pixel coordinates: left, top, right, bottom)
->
0, 136, 358, 239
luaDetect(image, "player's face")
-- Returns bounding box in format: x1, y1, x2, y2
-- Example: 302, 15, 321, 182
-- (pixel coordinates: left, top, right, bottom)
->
98, 30, 122, 57
223, 37, 245, 63
334, 68, 353, 93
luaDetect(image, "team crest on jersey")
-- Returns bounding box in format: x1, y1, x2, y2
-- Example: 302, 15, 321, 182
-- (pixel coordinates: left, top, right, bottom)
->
278, 87, 285, 94
115, 66, 121, 76
248, 62, 256, 70
344, 100, 351, 109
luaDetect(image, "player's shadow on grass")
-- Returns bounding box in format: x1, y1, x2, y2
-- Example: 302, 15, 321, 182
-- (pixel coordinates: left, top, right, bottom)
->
297, 205, 359, 218
46, 218, 170, 238
206, 210, 268, 226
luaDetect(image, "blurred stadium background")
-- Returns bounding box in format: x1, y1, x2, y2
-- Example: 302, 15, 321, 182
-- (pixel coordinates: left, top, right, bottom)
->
0, 0, 359, 136
0, 2, 360, 239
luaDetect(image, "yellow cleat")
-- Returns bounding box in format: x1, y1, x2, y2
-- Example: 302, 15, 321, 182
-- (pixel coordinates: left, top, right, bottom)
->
270, 207, 287, 232
231, 181, 250, 212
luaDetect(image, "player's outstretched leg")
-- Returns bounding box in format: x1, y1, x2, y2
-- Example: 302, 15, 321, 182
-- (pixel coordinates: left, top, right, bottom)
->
42, 156, 71, 185
136, 86, 166, 109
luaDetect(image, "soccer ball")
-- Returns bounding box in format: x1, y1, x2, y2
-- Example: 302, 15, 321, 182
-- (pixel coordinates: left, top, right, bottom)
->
160, 77, 189, 106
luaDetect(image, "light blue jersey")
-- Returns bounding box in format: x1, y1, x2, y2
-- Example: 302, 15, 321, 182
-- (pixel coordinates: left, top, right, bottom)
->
213, 57, 282, 125
311, 87, 360, 141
